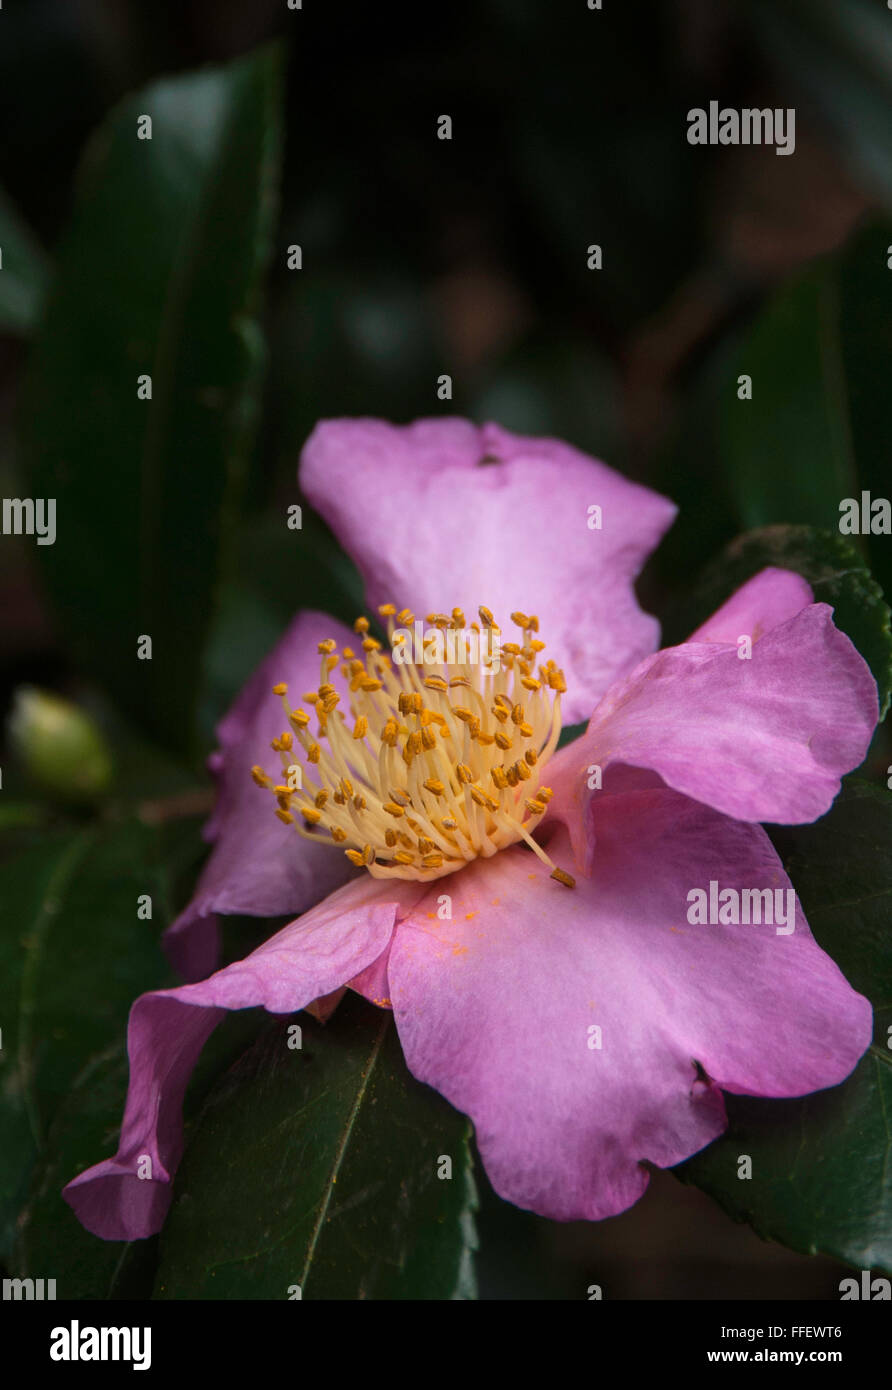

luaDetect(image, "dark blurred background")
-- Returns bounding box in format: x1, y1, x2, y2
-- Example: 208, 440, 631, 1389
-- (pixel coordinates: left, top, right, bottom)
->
1, 0, 890, 1298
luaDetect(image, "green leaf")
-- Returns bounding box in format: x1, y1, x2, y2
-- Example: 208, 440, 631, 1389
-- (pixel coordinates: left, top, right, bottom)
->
744, 0, 892, 206
719, 221, 892, 603
0, 820, 171, 1258
0, 185, 49, 335
836, 221, 892, 605
677, 781, 892, 1274
21, 44, 284, 757
662, 524, 892, 719
14, 1047, 160, 1300
721, 272, 857, 532
154, 994, 478, 1299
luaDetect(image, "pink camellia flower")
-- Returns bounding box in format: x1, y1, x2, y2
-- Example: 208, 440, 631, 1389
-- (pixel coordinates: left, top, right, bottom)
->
64, 419, 878, 1240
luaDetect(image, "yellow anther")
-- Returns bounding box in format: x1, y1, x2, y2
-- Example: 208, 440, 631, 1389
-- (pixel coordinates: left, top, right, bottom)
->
256, 602, 567, 885
378, 603, 397, 617
550, 867, 576, 889
510, 611, 530, 629
397, 609, 414, 625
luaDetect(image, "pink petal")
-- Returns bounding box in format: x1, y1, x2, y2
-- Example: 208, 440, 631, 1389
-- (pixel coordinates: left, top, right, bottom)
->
165, 610, 358, 982
547, 601, 877, 851
688, 567, 814, 643
64, 873, 423, 1241
389, 795, 871, 1222
300, 418, 677, 723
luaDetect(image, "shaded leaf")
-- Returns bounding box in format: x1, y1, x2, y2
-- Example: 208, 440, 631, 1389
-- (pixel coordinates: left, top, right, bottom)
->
719, 221, 892, 605
155, 994, 477, 1299
14, 1048, 159, 1300
0, 185, 49, 335
0, 820, 171, 1257
22, 44, 284, 756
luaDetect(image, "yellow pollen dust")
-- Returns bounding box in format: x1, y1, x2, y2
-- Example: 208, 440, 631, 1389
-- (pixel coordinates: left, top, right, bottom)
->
254, 605, 575, 887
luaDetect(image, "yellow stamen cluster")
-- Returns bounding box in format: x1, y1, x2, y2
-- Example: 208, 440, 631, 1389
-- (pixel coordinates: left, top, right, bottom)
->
252, 605, 575, 887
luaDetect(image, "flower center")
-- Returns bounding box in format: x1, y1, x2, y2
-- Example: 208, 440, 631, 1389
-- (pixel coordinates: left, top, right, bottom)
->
252, 605, 575, 887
